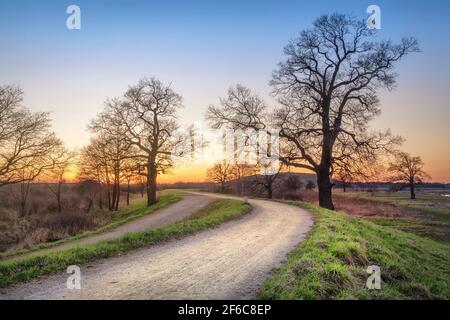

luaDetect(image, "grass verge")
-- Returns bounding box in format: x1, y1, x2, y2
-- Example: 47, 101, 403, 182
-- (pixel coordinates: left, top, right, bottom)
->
0, 190, 183, 259
256, 201, 450, 300
0, 199, 251, 288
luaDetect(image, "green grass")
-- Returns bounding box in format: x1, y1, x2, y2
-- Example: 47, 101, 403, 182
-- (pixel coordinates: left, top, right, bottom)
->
0, 190, 183, 259
367, 217, 450, 243
0, 199, 252, 288
256, 201, 450, 300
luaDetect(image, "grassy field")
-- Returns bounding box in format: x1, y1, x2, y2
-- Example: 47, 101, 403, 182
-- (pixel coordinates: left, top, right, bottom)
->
338, 190, 450, 243
0, 198, 252, 288
0, 190, 183, 259
257, 200, 450, 300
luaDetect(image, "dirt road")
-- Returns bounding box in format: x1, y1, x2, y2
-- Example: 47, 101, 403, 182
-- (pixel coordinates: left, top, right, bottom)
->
1, 192, 313, 300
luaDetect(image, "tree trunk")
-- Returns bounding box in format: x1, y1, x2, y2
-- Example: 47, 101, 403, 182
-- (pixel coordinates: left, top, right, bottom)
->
57, 193, 62, 213
107, 182, 112, 211
86, 196, 93, 213
57, 181, 62, 213
342, 181, 347, 193
99, 192, 103, 210
126, 181, 130, 206
114, 182, 120, 211
147, 164, 157, 206
267, 185, 273, 199
317, 128, 335, 210
410, 182, 416, 200
19, 181, 31, 217
111, 181, 117, 211
317, 168, 335, 210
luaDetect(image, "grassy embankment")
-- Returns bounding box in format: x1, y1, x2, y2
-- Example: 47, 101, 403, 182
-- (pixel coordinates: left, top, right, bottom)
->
0, 198, 251, 287
257, 200, 450, 300
0, 190, 183, 259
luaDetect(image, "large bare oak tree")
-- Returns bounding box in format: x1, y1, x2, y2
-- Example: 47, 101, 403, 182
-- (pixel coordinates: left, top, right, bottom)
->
112, 78, 183, 206
207, 14, 418, 210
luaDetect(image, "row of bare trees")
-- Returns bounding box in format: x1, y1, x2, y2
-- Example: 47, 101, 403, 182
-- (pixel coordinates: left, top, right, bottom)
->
1, 78, 185, 215
78, 78, 184, 209
206, 163, 282, 198
0, 85, 75, 215
205, 162, 320, 199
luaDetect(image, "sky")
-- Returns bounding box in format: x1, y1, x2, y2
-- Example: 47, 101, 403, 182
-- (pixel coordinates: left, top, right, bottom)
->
1, 0, 449, 182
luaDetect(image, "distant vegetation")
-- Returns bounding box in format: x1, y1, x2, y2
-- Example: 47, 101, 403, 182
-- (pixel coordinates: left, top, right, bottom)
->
0, 185, 179, 253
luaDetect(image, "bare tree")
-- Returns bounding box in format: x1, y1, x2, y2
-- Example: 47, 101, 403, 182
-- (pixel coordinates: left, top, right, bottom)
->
77, 137, 112, 210
75, 179, 102, 213
206, 163, 233, 193
305, 180, 316, 190
5, 142, 69, 216
252, 163, 283, 199
332, 150, 379, 192
283, 173, 304, 191
121, 155, 143, 206
231, 164, 254, 195
207, 14, 417, 210
89, 100, 135, 211
0, 85, 63, 187
110, 78, 183, 206
388, 152, 430, 199
334, 167, 352, 192
46, 147, 76, 213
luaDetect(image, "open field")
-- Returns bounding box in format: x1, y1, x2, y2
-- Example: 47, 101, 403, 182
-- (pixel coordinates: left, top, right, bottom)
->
285, 188, 450, 243
335, 190, 450, 243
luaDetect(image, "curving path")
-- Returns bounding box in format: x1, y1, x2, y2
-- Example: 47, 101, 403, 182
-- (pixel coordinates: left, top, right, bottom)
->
1, 192, 313, 300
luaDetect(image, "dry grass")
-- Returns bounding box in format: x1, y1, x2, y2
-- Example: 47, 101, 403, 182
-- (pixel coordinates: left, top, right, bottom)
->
0, 209, 110, 252
276, 188, 450, 242
0, 183, 140, 252
279, 189, 424, 219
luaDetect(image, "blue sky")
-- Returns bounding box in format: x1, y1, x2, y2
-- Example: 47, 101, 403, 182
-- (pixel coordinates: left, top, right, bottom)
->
1, 0, 449, 180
